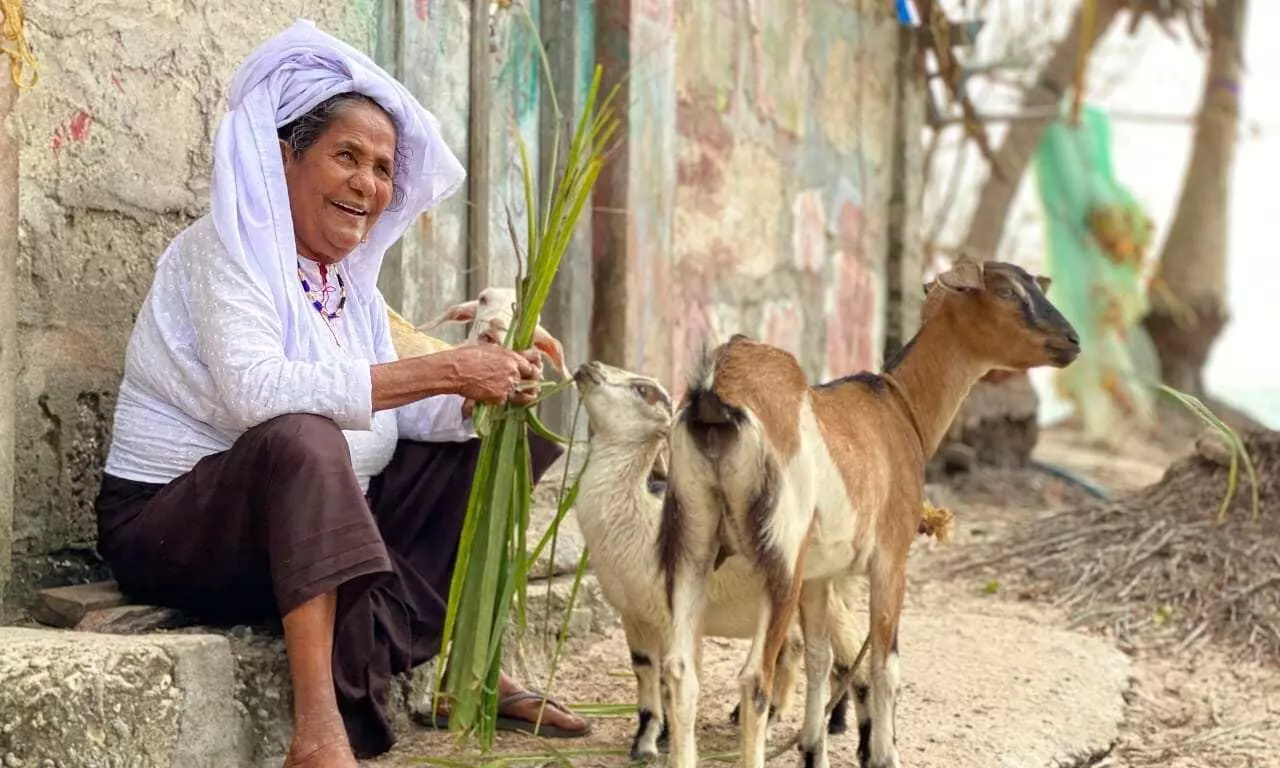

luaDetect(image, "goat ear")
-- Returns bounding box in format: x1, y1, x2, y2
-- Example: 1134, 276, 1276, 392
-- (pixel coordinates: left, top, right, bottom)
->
419, 300, 479, 331
531, 326, 568, 377
936, 256, 985, 292
1034, 275, 1052, 293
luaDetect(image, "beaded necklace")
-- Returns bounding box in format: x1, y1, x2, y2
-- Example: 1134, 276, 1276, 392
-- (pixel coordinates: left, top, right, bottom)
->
297, 259, 347, 319
297, 258, 346, 348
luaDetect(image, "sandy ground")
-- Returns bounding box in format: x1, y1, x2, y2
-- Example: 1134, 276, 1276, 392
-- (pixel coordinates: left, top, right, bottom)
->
368, 423, 1280, 767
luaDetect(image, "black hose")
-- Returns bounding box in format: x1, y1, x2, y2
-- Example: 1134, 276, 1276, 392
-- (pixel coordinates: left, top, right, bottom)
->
1029, 458, 1112, 501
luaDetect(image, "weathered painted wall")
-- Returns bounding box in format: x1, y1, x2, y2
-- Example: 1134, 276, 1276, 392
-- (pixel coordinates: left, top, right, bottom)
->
669, 0, 902, 389
594, 0, 914, 394
377, 0, 473, 337
6, 1, 379, 612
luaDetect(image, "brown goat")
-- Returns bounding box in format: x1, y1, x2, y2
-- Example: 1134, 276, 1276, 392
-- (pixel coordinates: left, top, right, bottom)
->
657, 255, 1081, 768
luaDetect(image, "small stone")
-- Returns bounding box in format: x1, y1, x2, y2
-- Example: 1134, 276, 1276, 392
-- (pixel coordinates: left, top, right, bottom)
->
5, 753, 25, 767
110, 719, 130, 740
1195, 431, 1232, 467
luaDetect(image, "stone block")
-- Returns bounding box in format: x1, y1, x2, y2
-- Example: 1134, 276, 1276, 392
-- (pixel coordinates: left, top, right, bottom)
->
519, 573, 614, 642
30, 580, 128, 628
0, 627, 248, 767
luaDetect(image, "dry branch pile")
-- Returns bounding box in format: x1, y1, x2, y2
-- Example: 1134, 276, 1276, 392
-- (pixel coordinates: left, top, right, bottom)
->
950, 430, 1280, 662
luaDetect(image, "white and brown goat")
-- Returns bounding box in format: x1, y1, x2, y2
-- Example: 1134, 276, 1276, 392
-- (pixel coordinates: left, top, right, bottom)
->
657, 256, 1081, 768
421, 286, 568, 376
573, 361, 861, 760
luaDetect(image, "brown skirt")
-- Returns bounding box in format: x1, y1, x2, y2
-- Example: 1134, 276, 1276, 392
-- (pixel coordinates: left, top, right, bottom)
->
94, 412, 562, 758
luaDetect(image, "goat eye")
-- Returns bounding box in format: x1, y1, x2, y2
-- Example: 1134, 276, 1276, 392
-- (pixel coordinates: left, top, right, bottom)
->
997, 284, 1015, 299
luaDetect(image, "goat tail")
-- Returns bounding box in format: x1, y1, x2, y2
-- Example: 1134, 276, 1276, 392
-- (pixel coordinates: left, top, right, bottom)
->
681, 338, 749, 429
687, 387, 743, 426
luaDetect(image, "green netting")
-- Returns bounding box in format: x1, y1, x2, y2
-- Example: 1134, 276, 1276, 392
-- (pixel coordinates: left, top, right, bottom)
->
1032, 103, 1160, 441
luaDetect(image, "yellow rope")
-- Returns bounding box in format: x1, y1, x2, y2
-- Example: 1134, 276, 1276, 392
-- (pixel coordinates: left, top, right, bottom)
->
0, 0, 39, 90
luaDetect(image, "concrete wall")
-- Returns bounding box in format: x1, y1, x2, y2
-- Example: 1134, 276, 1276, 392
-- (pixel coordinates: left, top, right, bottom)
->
593, 0, 918, 394
2, 69, 18, 618
4, 1, 378, 613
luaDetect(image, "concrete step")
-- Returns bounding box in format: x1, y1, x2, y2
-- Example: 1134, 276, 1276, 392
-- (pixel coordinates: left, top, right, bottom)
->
0, 626, 256, 768
1, 574, 615, 767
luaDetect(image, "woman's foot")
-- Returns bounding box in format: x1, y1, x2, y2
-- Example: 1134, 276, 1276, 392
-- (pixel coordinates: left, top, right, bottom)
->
283, 714, 358, 768
283, 731, 358, 768
494, 688, 591, 736
422, 674, 591, 737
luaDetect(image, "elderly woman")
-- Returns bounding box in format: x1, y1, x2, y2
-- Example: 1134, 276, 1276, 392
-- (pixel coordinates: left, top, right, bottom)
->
92, 20, 589, 767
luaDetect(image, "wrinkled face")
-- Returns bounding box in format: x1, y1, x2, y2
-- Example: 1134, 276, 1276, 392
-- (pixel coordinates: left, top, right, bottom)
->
573, 361, 673, 442
282, 100, 397, 265
923, 258, 1081, 370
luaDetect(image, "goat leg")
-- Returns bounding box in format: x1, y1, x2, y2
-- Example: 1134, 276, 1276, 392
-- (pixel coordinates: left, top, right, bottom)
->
658, 478, 718, 768
739, 534, 812, 766
862, 547, 907, 768
624, 622, 666, 761
797, 579, 836, 768
731, 620, 801, 727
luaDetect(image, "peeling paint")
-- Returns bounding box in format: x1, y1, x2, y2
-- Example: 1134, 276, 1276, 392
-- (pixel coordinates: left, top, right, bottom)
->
761, 299, 804, 357
792, 188, 826, 273
824, 199, 879, 379
68, 112, 93, 142
746, 0, 810, 136
50, 111, 94, 155
656, 0, 895, 389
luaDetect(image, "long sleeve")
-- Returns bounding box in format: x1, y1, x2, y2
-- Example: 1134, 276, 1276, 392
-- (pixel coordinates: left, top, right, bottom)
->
367, 290, 477, 442
185, 252, 376, 433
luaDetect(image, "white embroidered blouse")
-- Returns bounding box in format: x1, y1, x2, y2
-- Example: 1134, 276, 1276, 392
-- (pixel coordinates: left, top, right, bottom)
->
104, 215, 475, 491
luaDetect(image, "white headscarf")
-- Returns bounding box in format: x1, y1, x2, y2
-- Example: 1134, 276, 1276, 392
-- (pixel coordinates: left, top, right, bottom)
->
209, 18, 466, 359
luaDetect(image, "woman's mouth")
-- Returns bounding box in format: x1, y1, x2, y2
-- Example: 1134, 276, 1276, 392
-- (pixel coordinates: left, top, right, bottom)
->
330, 200, 367, 218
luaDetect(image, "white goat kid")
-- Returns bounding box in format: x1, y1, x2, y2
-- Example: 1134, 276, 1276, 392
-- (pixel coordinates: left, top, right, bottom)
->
421, 286, 568, 376
573, 360, 819, 761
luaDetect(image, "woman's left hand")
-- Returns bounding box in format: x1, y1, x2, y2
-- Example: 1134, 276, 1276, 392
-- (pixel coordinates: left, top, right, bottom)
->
460, 341, 542, 417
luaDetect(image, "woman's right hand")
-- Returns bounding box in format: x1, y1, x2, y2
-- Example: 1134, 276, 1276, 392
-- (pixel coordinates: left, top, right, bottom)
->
446, 344, 541, 406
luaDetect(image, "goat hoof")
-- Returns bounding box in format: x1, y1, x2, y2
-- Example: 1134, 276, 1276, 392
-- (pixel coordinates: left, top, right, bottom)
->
799, 746, 830, 768
628, 744, 660, 762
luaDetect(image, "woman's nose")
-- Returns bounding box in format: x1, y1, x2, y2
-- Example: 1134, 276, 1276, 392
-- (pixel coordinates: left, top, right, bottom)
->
349, 167, 376, 196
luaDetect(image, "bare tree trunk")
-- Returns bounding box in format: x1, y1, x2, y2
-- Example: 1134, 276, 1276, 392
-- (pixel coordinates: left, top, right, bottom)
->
961, 0, 1123, 260
1142, 0, 1246, 399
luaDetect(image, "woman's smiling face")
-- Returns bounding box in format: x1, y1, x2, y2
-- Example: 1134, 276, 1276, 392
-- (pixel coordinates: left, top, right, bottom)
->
281, 97, 397, 265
